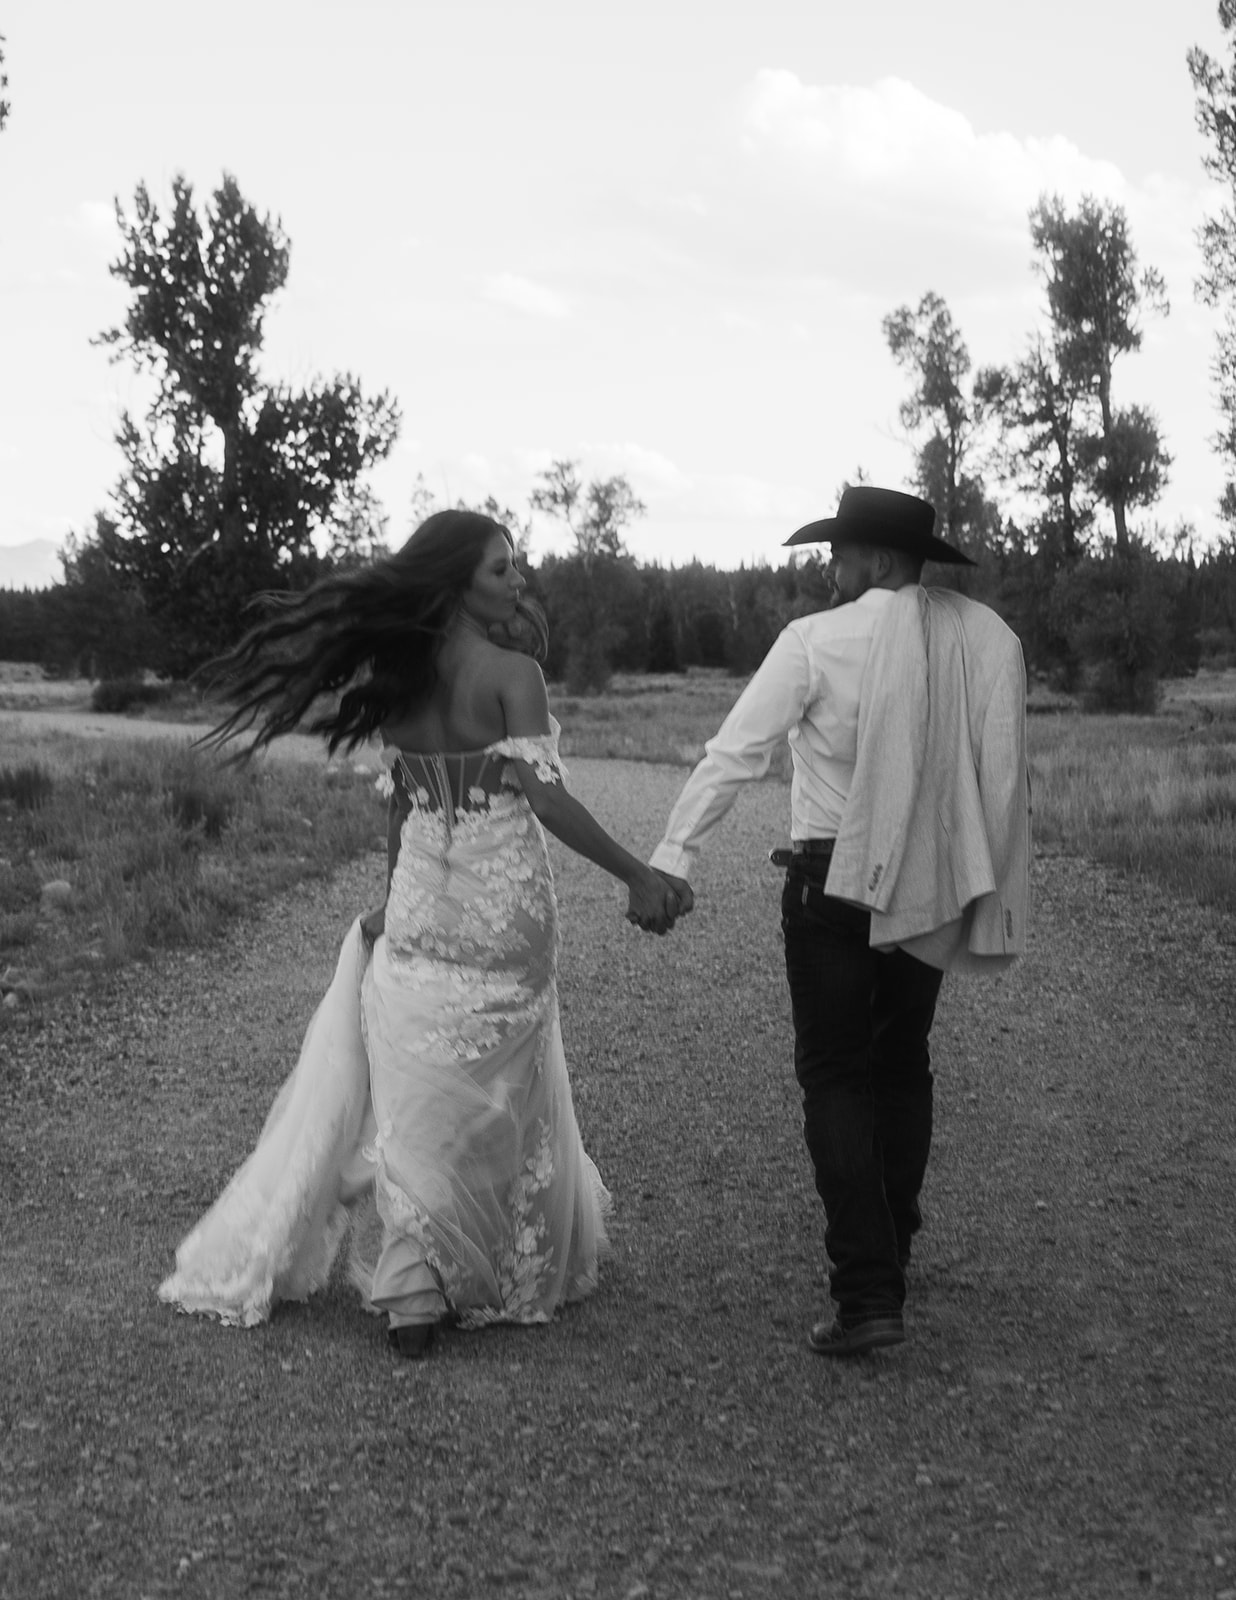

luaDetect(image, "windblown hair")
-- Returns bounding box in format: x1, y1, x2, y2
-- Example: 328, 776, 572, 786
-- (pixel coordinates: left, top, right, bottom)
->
200, 509, 547, 759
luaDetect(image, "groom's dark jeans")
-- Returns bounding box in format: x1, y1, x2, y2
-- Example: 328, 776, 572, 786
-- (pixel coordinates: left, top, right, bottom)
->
781, 846, 944, 1325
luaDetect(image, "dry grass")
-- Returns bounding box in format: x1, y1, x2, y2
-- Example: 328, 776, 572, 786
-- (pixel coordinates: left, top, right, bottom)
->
561, 668, 1236, 917
554, 669, 771, 770
0, 725, 382, 998
3, 664, 1233, 1010
1027, 686, 1236, 914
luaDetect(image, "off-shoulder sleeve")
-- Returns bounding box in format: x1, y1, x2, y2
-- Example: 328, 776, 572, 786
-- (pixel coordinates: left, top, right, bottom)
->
491, 716, 569, 786
374, 745, 397, 801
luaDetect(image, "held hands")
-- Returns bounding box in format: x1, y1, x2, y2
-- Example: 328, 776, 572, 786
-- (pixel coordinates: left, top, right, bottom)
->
625, 868, 695, 936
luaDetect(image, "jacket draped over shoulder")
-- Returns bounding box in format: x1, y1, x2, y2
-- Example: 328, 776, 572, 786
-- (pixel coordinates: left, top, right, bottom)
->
825, 586, 1030, 973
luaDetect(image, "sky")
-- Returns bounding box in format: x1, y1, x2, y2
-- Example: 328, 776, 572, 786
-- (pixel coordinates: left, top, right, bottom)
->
0, 0, 1231, 579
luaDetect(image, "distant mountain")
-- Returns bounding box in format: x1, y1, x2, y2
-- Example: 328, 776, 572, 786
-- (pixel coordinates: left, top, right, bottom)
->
0, 540, 63, 590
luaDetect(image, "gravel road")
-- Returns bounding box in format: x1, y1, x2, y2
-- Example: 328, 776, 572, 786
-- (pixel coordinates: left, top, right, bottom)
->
3, 757, 1235, 1599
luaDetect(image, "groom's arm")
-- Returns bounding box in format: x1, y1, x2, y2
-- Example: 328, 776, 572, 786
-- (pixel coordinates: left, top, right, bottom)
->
650, 627, 812, 882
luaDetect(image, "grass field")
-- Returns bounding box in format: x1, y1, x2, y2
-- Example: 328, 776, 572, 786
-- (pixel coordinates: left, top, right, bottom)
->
0, 730, 382, 1000
3, 773, 1233, 1599
554, 667, 1236, 916
2, 669, 1235, 1594
1, 665, 1233, 1009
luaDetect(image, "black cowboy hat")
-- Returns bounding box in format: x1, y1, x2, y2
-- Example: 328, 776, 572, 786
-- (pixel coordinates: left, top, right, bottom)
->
784, 485, 976, 566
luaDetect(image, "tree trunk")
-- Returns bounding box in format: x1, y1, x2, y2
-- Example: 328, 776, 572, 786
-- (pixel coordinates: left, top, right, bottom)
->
1097, 364, 1129, 555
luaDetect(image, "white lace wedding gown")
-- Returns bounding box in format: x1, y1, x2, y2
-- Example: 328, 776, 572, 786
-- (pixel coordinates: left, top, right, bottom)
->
158, 725, 611, 1331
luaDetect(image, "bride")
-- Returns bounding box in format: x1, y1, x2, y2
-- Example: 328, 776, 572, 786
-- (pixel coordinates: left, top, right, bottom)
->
158, 510, 691, 1357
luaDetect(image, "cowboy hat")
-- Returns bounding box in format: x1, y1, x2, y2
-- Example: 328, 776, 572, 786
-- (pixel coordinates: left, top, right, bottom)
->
784, 486, 976, 566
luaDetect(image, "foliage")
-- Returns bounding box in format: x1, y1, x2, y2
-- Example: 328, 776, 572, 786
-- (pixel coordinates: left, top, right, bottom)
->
1189, 1, 1236, 524
645, 591, 683, 674
882, 291, 1001, 553
90, 677, 173, 715
1028, 194, 1170, 552
529, 460, 647, 567
92, 173, 400, 675
1047, 548, 1169, 711
55, 516, 162, 677
528, 460, 649, 692
0, 33, 9, 131
0, 763, 54, 810
988, 337, 1095, 560
0, 732, 381, 981
8, 534, 1233, 694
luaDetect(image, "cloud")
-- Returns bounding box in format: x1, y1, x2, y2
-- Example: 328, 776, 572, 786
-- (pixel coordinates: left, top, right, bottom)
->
740, 69, 1130, 225
725, 69, 1164, 302
481, 273, 571, 319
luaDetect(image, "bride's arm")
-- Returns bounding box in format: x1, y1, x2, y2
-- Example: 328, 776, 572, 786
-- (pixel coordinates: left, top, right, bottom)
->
498, 656, 682, 933
362, 749, 402, 945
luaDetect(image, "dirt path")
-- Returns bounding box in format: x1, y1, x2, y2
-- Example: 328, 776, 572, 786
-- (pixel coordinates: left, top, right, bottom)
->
2, 759, 1234, 1599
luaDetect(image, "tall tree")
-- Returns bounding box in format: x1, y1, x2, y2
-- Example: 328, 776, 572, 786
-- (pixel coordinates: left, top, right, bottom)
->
530, 461, 646, 568
882, 291, 997, 550
989, 335, 1093, 560
1189, 2, 1236, 524
1029, 194, 1170, 552
0, 34, 9, 132
530, 460, 646, 691
405, 474, 534, 558
94, 173, 400, 673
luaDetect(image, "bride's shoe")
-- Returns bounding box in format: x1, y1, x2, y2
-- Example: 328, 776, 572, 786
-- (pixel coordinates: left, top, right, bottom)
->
387, 1322, 437, 1360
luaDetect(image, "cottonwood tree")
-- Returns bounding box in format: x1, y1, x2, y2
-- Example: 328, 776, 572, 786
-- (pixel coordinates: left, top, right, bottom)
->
530, 460, 646, 691
94, 173, 400, 673
530, 461, 646, 569
406, 474, 535, 559
989, 334, 1094, 561
1029, 194, 1170, 553
1189, 1, 1236, 524
882, 291, 1000, 553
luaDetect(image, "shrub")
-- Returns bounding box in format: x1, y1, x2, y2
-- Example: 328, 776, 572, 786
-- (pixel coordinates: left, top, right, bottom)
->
91, 678, 172, 715
0, 764, 54, 810
162, 748, 235, 840
0, 912, 39, 951
1050, 551, 1170, 713
0, 860, 41, 914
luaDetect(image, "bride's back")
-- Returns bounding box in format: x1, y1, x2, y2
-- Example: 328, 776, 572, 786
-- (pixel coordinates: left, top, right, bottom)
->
380, 634, 511, 754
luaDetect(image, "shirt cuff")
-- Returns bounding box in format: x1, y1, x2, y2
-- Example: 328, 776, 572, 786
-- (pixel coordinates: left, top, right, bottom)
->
649, 842, 693, 880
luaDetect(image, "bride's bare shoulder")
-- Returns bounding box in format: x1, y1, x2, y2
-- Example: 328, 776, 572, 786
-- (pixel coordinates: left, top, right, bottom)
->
487, 639, 543, 679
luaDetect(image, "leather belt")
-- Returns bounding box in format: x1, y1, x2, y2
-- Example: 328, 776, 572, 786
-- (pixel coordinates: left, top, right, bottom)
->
768, 839, 834, 867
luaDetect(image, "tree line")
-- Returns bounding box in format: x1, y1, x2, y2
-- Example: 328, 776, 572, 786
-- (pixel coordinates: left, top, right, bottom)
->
4, 503, 1232, 712
6, 8, 1236, 710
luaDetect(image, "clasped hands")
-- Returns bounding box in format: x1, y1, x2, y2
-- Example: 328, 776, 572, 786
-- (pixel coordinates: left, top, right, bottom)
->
626, 868, 694, 937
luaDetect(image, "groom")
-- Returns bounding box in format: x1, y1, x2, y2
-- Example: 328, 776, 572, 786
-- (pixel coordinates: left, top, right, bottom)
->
646, 486, 1029, 1357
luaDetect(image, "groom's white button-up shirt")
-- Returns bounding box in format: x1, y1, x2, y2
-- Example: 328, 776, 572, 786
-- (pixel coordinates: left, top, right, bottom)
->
650, 587, 895, 882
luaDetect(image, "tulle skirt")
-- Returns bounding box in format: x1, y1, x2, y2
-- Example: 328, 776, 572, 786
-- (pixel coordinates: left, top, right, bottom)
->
158, 916, 611, 1330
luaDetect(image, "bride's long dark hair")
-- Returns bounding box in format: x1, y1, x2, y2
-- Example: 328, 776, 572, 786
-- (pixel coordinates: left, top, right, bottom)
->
200, 509, 548, 758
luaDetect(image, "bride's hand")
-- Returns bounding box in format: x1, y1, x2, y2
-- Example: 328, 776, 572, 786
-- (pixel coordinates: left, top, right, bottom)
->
653, 870, 693, 918
360, 905, 386, 946
625, 868, 678, 936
